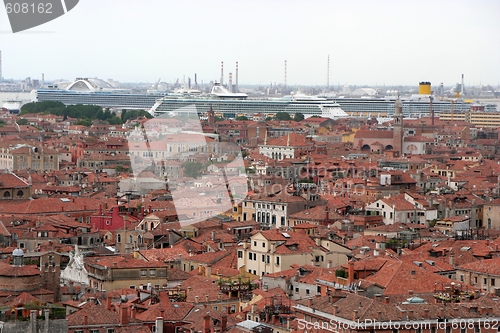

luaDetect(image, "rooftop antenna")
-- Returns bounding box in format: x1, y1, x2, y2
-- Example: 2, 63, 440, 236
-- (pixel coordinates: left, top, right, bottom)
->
284, 60, 287, 91
235, 62, 239, 93
220, 61, 224, 86
327, 54, 330, 91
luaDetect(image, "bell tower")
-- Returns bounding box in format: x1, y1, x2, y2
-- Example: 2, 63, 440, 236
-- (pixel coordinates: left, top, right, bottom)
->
393, 98, 403, 155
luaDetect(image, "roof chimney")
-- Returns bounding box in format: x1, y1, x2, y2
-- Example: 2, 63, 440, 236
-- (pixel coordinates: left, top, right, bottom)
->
347, 260, 354, 285
352, 309, 358, 321
221, 313, 228, 332
155, 317, 164, 333
120, 305, 128, 325
204, 314, 211, 333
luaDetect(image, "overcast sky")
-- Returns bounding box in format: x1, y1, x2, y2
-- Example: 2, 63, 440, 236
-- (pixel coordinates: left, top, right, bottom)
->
1, 0, 499, 87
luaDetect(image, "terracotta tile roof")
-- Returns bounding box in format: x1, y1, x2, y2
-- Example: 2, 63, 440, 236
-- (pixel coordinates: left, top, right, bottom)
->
0, 197, 103, 215
181, 306, 241, 333
66, 301, 121, 326
85, 254, 167, 269
135, 292, 193, 322
167, 267, 195, 281
5, 291, 42, 307
362, 260, 460, 294
289, 205, 343, 222
296, 291, 500, 323
344, 236, 387, 250
398, 253, 455, 273
266, 133, 312, 147
0, 260, 41, 276
456, 258, 500, 276
180, 275, 230, 303
185, 250, 233, 266
138, 247, 189, 263
354, 130, 393, 139
0, 172, 30, 188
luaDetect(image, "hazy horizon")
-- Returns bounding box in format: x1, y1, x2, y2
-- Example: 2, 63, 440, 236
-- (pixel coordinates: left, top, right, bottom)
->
1, 0, 499, 87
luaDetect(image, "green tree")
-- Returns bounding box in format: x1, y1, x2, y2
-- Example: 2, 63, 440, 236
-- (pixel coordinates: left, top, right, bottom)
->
16, 118, 29, 125
335, 269, 348, 278
275, 112, 291, 120
294, 112, 305, 121
107, 116, 122, 125
182, 161, 204, 178
236, 116, 249, 121
74, 118, 92, 127
0, 119, 5, 127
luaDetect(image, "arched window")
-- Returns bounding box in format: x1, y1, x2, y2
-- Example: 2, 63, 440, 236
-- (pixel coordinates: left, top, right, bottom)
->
150, 222, 154, 230
138, 235, 142, 244
16, 190, 24, 197
3, 191, 10, 198
117, 234, 121, 243
129, 235, 133, 244
488, 218, 492, 229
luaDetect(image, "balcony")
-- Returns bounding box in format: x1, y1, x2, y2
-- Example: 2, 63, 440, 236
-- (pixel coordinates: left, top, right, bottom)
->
218, 280, 258, 293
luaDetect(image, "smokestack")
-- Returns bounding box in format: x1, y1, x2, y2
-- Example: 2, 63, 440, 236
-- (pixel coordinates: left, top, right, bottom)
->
235, 62, 239, 93
195, 73, 198, 90
229, 73, 233, 93
461, 74, 465, 97
220, 61, 224, 85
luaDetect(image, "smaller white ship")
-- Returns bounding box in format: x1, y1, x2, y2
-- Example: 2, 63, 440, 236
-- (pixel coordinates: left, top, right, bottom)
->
2, 98, 29, 114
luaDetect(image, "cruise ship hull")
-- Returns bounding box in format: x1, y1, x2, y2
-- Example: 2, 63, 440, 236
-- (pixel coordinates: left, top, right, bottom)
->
332, 98, 480, 118
153, 97, 349, 119
35, 89, 166, 110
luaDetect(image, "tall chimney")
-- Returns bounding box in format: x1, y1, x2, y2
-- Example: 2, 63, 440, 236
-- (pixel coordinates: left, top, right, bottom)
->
229, 73, 233, 93
155, 317, 164, 333
220, 61, 224, 85
348, 260, 354, 285
235, 62, 239, 92
221, 313, 228, 332
461, 74, 465, 97
204, 314, 211, 333
120, 305, 128, 325
195, 73, 198, 90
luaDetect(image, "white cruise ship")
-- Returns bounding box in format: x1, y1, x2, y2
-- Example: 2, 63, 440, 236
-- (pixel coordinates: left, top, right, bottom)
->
34, 78, 168, 110
152, 84, 349, 119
